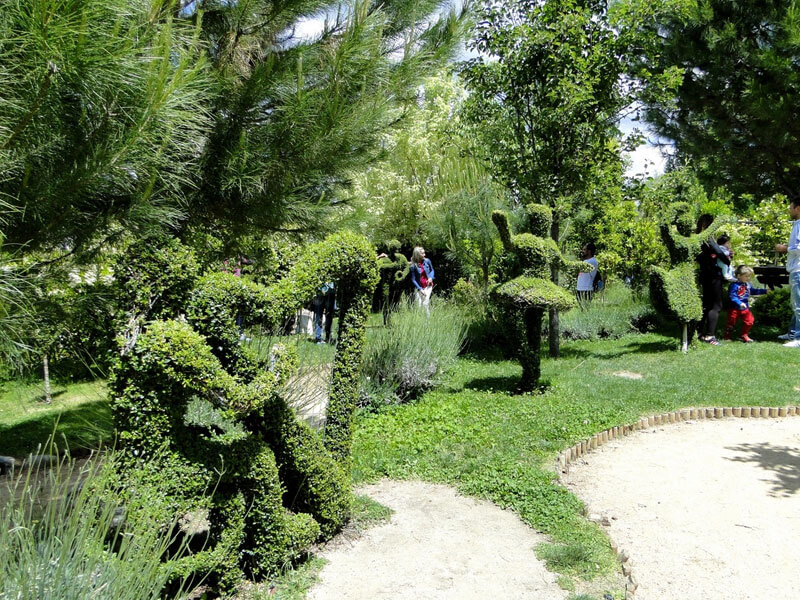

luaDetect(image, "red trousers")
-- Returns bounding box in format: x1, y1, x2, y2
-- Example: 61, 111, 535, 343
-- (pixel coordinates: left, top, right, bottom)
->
725, 308, 754, 337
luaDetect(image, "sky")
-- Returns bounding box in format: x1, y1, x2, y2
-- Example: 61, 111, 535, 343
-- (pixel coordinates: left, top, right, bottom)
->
619, 116, 671, 179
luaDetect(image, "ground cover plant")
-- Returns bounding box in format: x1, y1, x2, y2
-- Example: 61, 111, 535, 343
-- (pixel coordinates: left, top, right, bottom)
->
352, 332, 798, 595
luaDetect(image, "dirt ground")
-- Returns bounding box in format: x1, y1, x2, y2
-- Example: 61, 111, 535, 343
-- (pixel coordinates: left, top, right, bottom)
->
563, 417, 800, 600
307, 480, 569, 600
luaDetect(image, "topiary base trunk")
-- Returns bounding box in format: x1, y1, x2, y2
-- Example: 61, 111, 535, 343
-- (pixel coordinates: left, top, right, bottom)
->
518, 306, 544, 393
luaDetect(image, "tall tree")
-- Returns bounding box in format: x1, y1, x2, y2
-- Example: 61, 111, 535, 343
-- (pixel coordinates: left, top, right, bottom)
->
460, 0, 627, 356
613, 0, 800, 203
190, 0, 470, 239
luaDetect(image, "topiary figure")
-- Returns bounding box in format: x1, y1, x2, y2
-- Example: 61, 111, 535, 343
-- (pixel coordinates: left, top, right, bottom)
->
650, 203, 731, 351
110, 232, 379, 591
377, 240, 408, 324
491, 204, 590, 391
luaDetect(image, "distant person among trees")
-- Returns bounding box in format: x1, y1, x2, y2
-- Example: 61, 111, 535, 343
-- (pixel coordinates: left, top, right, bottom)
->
724, 266, 767, 343
576, 242, 599, 305
696, 214, 731, 345
410, 247, 434, 313
313, 282, 335, 344
775, 197, 800, 347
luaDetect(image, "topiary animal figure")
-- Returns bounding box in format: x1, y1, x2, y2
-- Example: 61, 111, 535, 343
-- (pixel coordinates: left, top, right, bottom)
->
491, 204, 590, 391
376, 239, 409, 324
649, 204, 731, 351
110, 231, 378, 591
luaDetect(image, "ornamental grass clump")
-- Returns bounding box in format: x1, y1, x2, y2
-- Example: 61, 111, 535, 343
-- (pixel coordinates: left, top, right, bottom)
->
0, 450, 191, 600
359, 300, 467, 407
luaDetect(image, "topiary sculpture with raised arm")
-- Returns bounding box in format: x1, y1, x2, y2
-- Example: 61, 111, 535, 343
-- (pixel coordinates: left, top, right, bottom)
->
491, 204, 590, 391
110, 232, 378, 591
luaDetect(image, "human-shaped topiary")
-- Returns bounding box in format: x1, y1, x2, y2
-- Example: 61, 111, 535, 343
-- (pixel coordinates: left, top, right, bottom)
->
491, 204, 590, 391
110, 231, 378, 590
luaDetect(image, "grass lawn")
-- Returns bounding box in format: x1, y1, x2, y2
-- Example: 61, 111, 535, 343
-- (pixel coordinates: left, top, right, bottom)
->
351, 332, 800, 594
3, 324, 798, 596
0, 379, 110, 457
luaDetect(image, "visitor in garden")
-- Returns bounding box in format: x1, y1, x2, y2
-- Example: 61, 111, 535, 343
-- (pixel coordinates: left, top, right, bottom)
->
313, 281, 336, 344
576, 242, 599, 305
774, 197, 800, 347
410, 246, 434, 313
724, 266, 767, 343
717, 235, 736, 282
696, 214, 731, 345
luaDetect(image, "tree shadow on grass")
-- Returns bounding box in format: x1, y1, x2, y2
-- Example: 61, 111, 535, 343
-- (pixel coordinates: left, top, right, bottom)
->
463, 375, 552, 396
560, 339, 677, 360
725, 442, 800, 497
0, 399, 113, 458
31, 390, 67, 403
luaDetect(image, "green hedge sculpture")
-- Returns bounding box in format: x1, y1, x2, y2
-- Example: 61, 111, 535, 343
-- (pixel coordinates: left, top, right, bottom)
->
490, 204, 587, 391
110, 232, 378, 590
649, 205, 729, 351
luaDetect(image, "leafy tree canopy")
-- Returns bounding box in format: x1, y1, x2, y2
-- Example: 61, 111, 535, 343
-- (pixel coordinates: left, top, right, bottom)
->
613, 0, 800, 204
460, 0, 627, 211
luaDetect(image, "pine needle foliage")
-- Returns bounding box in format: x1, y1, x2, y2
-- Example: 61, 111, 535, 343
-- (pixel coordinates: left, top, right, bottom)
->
191, 0, 471, 236
0, 0, 213, 253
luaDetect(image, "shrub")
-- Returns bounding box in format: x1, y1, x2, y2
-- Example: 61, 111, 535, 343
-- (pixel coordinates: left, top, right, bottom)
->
649, 263, 703, 324
557, 284, 655, 340
359, 300, 467, 407
489, 205, 582, 390
751, 285, 791, 327
110, 231, 379, 590
113, 235, 200, 322
449, 278, 504, 349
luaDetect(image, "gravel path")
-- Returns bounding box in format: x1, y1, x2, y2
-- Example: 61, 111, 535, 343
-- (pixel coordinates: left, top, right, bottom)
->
563, 417, 800, 600
307, 480, 568, 600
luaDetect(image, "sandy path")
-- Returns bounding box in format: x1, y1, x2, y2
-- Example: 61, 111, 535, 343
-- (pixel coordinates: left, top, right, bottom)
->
563, 417, 800, 600
307, 480, 567, 600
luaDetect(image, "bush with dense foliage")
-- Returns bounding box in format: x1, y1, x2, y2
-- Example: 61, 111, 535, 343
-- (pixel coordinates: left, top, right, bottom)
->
110, 232, 378, 591
751, 285, 791, 329
649, 203, 730, 350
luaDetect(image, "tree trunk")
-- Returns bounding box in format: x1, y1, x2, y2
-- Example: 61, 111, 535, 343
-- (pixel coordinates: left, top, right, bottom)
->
43, 353, 51, 404
548, 213, 560, 358
681, 323, 689, 353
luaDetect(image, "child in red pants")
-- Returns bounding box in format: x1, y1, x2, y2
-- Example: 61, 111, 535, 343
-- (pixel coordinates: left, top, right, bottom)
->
725, 266, 768, 342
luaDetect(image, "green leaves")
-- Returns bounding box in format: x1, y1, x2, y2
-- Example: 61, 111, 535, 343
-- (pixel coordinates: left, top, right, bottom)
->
613, 0, 800, 199
0, 0, 212, 251
462, 0, 626, 208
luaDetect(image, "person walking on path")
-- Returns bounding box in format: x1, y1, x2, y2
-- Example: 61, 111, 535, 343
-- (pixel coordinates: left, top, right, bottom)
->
410, 247, 434, 313
576, 242, 599, 306
724, 266, 767, 342
696, 214, 731, 345
775, 197, 800, 347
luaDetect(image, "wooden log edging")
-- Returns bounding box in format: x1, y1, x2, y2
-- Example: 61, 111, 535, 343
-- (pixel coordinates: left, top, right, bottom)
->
555, 405, 799, 474
555, 405, 799, 598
